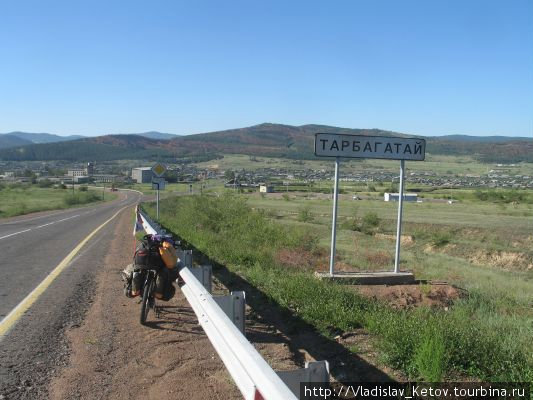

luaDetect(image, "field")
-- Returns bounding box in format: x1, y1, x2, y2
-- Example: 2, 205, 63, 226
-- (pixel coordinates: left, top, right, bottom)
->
145, 186, 533, 382
195, 153, 533, 176
0, 184, 118, 218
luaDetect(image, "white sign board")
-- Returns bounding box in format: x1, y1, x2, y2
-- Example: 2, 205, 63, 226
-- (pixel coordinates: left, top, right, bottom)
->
152, 177, 166, 190
152, 163, 167, 177
314, 133, 425, 161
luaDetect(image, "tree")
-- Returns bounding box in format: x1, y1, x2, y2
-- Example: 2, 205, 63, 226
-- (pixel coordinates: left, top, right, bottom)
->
224, 170, 235, 181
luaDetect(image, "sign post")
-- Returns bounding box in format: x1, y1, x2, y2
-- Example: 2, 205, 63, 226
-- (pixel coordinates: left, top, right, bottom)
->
394, 160, 405, 273
151, 163, 167, 221
314, 133, 425, 275
329, 157, 340, 276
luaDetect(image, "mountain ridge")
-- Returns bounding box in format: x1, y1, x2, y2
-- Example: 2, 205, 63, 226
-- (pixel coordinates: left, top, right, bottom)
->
0, 123, 530, 162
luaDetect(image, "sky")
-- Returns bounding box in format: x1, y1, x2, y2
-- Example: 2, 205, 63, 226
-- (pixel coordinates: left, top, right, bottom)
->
0, 0, 531, 137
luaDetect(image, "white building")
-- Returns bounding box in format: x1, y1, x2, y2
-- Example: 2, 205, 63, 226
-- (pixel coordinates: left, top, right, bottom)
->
67, 169, 87, 177
132, 167, 153, 183
384, 192, 418, 202
259, 185, 273, 193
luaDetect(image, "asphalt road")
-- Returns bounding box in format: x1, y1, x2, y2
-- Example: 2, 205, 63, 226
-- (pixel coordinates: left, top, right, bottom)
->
0, 189, 141, 399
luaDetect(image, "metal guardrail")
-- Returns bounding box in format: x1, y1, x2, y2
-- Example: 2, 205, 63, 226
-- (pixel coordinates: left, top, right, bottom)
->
137, 208, 329, 400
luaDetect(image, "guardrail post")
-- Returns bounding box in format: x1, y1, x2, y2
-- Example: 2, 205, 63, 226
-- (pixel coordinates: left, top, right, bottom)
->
276, 361, 330, 399
214, 291, 246, 334
179, 250, 193, 269
190, 265, 212, 293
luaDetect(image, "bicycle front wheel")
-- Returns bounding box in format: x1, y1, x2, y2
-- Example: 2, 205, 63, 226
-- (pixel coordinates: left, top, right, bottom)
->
140, 272, 154, 325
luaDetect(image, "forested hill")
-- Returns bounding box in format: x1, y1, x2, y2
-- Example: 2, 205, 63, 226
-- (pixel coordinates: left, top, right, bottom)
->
0, 123, 530, 163
0, 136, 176, 162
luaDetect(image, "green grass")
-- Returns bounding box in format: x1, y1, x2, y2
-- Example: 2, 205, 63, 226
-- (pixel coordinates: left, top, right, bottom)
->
145, 194, 533, 382
0, 184, 117, 218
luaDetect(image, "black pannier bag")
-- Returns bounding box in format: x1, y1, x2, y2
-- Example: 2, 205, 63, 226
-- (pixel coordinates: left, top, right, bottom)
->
134, 235, 164, 269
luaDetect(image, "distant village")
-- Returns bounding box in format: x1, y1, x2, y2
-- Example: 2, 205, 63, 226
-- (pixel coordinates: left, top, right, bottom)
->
0, 159, 532, 190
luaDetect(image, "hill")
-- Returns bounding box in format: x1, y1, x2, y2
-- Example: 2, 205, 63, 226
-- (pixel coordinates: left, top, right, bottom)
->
167, 123, 402, 159
0, 123, 530, 163
2, 131, 85, 144
136, 131, 179, 140
0, 134, 33, 149
0, 135, 176, 162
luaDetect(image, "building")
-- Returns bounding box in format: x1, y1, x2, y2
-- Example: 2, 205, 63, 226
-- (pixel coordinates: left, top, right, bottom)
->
132, 167, 153, 183
259, 185, 273, 193
74, 176, 89, 184
86, 162, 95, 176
67, 169, 87, 177
384, 193, 418, 202
92, 174, 120, 184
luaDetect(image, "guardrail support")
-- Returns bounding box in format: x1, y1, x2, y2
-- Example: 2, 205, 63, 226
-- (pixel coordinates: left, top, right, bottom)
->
190, 265, 212, 293
214, 291, 246, 334
277, 361, 330, 399
179, 249, 193, 269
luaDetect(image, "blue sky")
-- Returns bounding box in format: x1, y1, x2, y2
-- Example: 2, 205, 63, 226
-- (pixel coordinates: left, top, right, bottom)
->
0, 0, 531, 137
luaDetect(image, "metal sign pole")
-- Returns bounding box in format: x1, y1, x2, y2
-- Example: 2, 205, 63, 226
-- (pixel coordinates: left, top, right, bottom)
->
156, 185, 160, 221
329, 157, 340, 276
394, 159, 405, 273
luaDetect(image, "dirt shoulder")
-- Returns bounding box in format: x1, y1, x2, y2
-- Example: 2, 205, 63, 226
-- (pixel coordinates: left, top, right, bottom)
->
48, 208, 241, 400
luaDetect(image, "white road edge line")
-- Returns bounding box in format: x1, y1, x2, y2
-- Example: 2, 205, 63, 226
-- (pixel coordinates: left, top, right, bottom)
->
0, 204, 133, 337
0, 215, 81, 241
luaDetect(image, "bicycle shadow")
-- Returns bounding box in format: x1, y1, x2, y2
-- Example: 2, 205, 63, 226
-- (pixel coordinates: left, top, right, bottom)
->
143, 303, 203, 335
174, 240, 395, 383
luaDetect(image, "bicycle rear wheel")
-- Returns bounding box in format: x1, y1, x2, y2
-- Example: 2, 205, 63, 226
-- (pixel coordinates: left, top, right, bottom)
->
140, 272, 154, 325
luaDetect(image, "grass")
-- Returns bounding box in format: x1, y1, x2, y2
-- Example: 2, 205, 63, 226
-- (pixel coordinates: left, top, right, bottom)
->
0, 184, 117, 218
145, 194, 533, 382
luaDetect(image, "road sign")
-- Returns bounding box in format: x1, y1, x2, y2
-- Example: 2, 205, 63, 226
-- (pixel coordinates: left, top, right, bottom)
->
314, 133, 425, 161
152, 177, 166, 190
152, 163, 167, 177
314, 132, 425, 277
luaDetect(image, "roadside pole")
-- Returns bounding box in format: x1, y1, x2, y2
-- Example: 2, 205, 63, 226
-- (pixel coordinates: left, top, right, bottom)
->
151, 163, 167, 223
394, 159, 405, 273
329, 157, 340, 276
156, 184, 160, 221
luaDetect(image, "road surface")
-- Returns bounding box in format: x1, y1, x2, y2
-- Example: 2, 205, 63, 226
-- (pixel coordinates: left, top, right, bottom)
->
0, 190, 140, 398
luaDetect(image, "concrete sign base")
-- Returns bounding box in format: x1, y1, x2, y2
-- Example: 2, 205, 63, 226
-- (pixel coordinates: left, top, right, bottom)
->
314, 271, 415, 285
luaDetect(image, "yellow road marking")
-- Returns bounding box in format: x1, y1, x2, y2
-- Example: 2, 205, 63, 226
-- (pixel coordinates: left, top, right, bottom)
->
0, 205, 131, 338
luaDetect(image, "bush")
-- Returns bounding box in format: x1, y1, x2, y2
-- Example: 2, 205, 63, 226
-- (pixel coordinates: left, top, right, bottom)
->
414, 326, 447, 381
431, 231, 452, 247
63, 191, 100, 206
37, 179, 54, 188
297, 205, 314, 222
360, 212, 380, 234
282, 193, 290, 201
79, 185, 88, 192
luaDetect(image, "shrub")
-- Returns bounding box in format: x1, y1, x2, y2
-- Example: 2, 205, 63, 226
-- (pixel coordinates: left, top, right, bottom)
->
63, 191, 100, 206
282, 193, 290, 201
79, 185, 88, 192
297, 205, 314, 222
37, 179, 54, 188
414, 326, 447, 381
360, 212, 380, 234
431, 231, 452, 247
